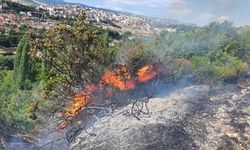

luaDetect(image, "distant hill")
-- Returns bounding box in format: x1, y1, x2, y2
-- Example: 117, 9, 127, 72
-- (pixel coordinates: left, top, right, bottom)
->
11, 0, 66, 6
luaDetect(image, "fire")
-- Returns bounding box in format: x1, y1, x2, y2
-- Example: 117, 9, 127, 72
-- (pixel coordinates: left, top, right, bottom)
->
137, 65, 158, 83
101, 66, 135, 91
60, 64, 161, 128
59, 120, 68, 129
65, 84, 96, 118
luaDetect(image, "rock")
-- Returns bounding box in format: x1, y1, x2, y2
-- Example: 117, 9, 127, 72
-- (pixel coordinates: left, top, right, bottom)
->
69, 85, 250, 150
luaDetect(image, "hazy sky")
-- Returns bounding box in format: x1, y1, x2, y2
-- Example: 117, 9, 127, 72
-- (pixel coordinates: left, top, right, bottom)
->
65, 0, 250, 26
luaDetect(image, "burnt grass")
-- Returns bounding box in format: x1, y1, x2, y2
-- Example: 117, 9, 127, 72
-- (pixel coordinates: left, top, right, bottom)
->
141, 86, 249, 150
68, 82, 249, 150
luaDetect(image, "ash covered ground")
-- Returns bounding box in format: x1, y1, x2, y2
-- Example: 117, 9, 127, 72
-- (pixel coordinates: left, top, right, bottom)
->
68, 82, 250, 150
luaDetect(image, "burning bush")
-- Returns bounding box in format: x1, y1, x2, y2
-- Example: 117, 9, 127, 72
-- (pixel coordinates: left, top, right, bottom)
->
60, 63, 162, 128
116, 39, 155, 73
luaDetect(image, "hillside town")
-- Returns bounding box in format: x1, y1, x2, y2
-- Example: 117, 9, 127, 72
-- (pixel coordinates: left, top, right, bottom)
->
39, 5, 153, 31
0, 1, 176, 35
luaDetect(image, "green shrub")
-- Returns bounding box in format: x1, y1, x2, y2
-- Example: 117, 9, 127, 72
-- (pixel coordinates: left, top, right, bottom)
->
1, 91, 34, 131
0, 55, 15, 70
213, 53, 248, 80
190, 56, 219, 83
0, 70, 8, 82
190, 52, 248, 83
0, 71, 34, 132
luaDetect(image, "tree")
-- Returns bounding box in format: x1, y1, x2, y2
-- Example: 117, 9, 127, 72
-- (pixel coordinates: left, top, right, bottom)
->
34, 12, 114, 89
13, 34, 35, 90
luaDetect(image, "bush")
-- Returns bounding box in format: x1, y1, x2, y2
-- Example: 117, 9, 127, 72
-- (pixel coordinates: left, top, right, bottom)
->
190, 53, 248, 83
0, 71, 34, 132
0, 55, 15, 70
213, 53, 248, 80
116, 39, 153, 73
0, 70, 8, 82
1, 91, 34, 131
190, 56, 220, 83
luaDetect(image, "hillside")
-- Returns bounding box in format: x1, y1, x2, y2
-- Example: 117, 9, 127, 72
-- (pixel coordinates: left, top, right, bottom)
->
1, 1, 185, 36
10, 0, 185, 32
0, 1, 249, 150
11, 0, 66, 6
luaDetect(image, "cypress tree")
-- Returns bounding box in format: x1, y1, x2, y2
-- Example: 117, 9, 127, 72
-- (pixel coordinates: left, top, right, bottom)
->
13, 35, 31, 89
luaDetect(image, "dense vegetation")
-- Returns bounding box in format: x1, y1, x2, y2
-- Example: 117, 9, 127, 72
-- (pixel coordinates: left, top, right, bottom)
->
0, 14, 120, 135
0, 16, 249, 139
147, 22, 249, 84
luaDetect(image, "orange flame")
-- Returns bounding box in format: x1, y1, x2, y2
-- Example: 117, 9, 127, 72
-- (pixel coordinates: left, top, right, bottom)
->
101, 66, 135, 91
65, 84, 96, 118
59, 120, 69, 129
60, 64, 161, 128
137, 65, 159, 83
